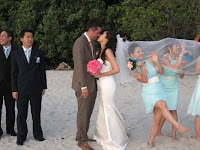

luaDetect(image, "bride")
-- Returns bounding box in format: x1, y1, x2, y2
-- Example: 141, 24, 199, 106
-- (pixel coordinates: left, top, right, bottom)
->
93, 31, 129, 150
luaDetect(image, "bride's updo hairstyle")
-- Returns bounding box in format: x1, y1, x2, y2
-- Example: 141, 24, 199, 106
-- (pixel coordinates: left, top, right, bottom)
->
100, 30, 117, 63
128, 43, 141, 55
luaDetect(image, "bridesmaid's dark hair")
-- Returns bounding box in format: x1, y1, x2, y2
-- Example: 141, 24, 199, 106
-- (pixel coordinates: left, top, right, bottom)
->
99, 30, 117, 63
128, 43, 141, 55
164, 39, 179, 54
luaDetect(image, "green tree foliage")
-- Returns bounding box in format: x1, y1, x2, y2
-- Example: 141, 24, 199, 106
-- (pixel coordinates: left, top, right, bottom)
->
110, 0, 200, 40
0, 0, 199, 68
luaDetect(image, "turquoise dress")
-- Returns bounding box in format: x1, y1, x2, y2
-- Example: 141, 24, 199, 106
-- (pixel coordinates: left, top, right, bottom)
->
136, 61, 167, 114
187, 75, 200, 116
160, 60, 179, 110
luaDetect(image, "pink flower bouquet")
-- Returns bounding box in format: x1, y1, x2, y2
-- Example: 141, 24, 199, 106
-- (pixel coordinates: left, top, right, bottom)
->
127, 58, 138, 71
87, 59, 102, 75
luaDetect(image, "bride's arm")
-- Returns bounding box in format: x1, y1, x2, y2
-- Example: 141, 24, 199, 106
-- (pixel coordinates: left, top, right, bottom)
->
94, 49, 119, 78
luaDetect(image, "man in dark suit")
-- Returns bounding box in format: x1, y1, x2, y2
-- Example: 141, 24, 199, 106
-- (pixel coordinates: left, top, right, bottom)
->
0, 30, 17, 138
11, 29, 47, 145
72, 19, 102, 150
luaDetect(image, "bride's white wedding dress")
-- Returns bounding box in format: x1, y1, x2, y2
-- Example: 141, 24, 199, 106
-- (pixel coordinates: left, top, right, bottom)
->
94, 58, 129, 150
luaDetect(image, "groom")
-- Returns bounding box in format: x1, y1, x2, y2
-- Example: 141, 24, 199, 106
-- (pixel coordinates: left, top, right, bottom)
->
72, 19, 102, 150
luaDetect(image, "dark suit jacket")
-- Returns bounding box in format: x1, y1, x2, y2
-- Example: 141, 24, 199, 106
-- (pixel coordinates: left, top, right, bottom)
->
0, 45, 16, 91
72, 34, 97, 93
11, 47, 47, 94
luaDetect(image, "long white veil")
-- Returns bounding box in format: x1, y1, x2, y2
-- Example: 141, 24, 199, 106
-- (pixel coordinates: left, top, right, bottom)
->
115, 34, 200, 84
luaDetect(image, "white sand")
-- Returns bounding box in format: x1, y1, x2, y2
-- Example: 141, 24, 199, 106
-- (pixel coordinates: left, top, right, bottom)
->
0, 70, 200, 150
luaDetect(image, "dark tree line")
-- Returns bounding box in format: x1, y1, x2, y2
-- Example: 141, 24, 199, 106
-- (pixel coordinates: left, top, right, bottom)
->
0, 0, 199, 69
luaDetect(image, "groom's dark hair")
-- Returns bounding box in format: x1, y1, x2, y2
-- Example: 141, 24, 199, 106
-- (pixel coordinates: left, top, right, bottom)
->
86, 19, 102, 31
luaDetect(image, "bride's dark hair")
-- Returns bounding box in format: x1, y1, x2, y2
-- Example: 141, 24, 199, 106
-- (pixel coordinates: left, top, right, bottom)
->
98, 30, 117, 63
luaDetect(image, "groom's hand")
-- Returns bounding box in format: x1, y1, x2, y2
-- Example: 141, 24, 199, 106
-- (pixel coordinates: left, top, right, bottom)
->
81, 88, 89, 99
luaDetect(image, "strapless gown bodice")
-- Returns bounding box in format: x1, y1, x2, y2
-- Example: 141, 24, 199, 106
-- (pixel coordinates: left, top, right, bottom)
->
98, 58, 112, 73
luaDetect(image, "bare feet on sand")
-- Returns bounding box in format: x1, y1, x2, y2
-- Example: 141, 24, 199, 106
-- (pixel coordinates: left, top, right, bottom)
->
148, 142, 154, 148
157, 132, 164, 136
171, 136, 176, 142
177, 125, 189, 133
195, 136, 200, 142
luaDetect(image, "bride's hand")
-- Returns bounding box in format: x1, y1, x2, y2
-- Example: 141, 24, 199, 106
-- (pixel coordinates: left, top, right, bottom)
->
94, 73, 102, 78
150, 51, 158, 63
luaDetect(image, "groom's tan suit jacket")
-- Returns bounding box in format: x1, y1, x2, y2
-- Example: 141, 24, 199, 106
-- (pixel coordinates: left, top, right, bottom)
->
72, 34, 97, 93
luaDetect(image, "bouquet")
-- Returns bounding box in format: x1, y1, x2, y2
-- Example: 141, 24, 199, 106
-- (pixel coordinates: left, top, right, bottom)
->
87, 59, 102, 75
127, 58, 139, 71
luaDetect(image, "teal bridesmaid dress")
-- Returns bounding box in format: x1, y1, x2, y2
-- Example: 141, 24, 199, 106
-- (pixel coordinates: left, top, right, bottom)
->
187, 75, 200, 116
136, 61, 167, 114
160, 60, 179, 110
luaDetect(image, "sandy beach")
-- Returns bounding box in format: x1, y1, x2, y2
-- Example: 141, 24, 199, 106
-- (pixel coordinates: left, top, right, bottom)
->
0, 70, 200, 150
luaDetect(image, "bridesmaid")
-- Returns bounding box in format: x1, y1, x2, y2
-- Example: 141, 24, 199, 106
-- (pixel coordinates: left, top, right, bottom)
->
157, 41, 186, 141
128, 43, 189, 148
187, 57, 200, 142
